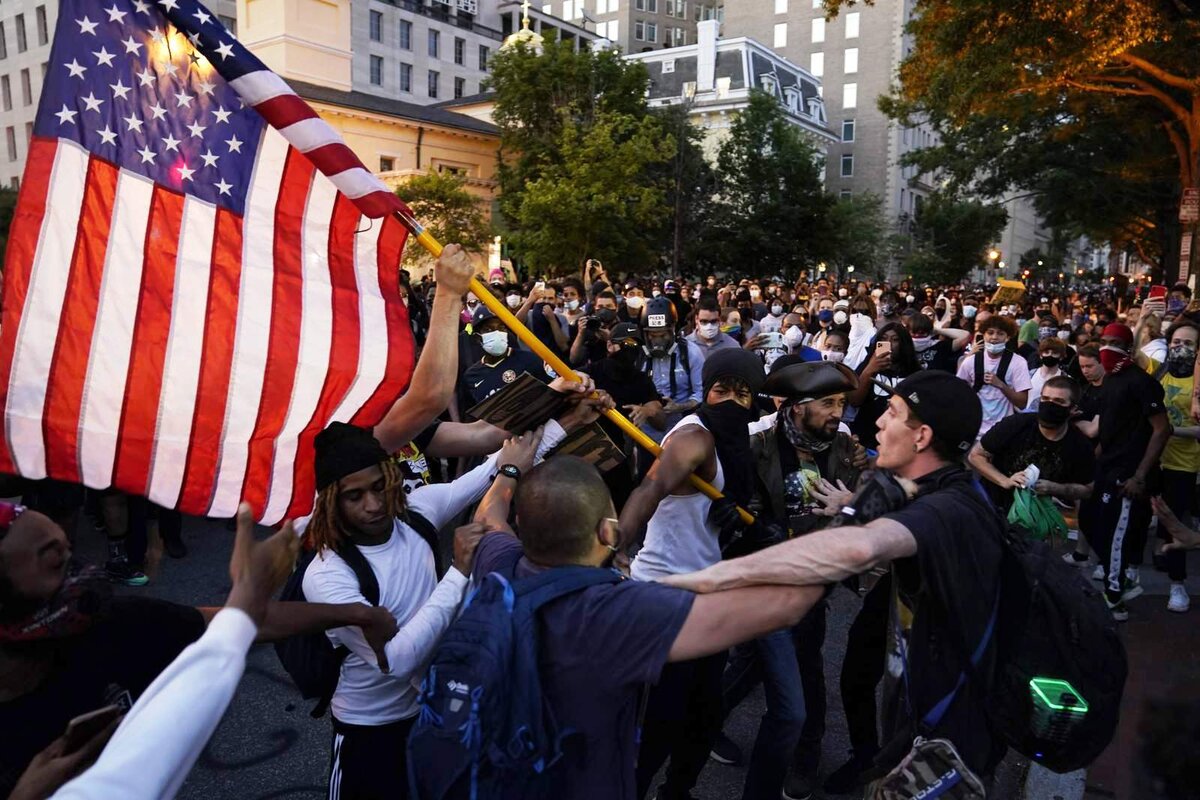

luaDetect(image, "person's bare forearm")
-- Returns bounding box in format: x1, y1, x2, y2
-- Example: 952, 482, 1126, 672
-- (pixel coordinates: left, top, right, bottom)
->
474, 474, 517, 532
1134, 419, 1171, 480
664, 518, 916, 592
967, 447, 1009, 489
1046, 481, 1092, 502
426, 420, 508, 459
374, 288, 461, 451
254, 601, 373, 643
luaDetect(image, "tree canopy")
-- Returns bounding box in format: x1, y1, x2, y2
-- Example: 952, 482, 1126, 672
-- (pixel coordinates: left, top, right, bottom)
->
395, 171, 491, 270
902, 194, 1009, 285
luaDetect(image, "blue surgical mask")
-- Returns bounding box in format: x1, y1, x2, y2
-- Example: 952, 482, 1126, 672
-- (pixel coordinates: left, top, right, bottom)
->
818, 309, 834, 324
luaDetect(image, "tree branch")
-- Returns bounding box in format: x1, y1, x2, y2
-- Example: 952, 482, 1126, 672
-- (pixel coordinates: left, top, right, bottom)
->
1117, 53, 1198, 94
1073, 75, 1193, 130
1162, 121, 1195, 187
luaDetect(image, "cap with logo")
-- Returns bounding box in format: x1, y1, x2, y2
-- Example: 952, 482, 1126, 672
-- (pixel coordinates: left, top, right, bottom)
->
608, 322, 643, 344
872, 370, 982, 455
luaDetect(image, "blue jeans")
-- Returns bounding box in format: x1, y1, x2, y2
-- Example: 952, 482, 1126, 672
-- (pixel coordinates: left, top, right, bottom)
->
725, 628, 807, 800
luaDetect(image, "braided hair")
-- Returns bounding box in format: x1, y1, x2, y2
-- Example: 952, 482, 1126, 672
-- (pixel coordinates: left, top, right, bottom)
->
304, 459, 408, 554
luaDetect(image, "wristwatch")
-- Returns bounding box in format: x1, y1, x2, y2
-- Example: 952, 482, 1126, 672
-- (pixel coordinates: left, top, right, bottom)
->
498, 463, 521, 481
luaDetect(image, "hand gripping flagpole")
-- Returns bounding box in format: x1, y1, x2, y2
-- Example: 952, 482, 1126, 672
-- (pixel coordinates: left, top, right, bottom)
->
396, 210, 755, 526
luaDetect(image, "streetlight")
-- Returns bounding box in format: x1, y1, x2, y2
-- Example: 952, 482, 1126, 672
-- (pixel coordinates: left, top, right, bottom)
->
987, 249, 1000, 262
1037, 260, 1044, 266
847, 265, 856, 274
998, 261, 1006, 269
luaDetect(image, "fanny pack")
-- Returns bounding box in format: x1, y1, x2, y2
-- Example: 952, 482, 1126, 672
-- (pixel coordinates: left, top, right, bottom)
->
866, 736, 987, 799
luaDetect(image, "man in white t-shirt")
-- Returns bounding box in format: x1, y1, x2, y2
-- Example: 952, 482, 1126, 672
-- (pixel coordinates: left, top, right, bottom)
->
956, 315, 1031, 437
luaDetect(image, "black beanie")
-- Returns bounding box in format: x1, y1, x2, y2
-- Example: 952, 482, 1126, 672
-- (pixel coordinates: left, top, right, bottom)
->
701, 348, 766, 397
314, 422, 389, 491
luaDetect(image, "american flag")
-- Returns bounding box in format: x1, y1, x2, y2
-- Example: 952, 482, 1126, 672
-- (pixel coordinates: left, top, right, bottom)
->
0, 0, 419, 524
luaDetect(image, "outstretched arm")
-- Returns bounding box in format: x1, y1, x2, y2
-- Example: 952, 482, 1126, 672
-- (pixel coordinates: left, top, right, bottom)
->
617, 425, 712, 550
668, 585, 823, 662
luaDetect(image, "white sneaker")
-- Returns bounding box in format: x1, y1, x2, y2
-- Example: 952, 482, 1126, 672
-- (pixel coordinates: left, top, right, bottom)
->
1092, 564, 1106, 582
1125, 566, 1141, 585
1168, 583, 1190, 613
1062, 552, 1092, 567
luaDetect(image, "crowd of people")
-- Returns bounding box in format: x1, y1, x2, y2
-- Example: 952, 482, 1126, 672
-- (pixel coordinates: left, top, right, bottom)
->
2, 244, 1199, 800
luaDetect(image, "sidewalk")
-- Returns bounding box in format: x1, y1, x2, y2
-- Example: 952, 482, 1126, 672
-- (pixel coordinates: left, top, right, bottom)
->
1082, 551, 1200, 800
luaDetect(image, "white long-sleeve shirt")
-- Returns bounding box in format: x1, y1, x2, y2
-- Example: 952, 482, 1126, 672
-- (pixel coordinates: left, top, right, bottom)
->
301, 422, 567, 725
52, 609, 257, 800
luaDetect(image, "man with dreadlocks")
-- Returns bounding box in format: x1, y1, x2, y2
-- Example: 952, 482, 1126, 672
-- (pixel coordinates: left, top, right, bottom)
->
616, 347, 766, 800
300, 416, 573, 800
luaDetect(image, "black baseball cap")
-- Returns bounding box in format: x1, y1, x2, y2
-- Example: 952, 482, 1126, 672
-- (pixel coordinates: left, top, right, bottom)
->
609, 322, 642, 344
872, 370, 982, 455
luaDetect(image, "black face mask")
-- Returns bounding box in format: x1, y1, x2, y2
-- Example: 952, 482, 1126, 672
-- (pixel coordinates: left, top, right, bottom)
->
1037, 402, 1072, 427
610, 346, 641, 370
1040, 356, 1060, 369
698, 399, 758, 508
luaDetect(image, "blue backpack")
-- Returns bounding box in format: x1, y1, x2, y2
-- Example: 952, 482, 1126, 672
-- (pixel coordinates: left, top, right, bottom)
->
407, 554, 622, 800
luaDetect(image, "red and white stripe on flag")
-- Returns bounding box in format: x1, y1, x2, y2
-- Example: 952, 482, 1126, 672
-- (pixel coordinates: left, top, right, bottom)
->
0, 128, 415, 524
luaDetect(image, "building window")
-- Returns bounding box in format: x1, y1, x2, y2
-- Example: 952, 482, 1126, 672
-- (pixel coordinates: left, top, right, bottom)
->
369, 10, 382, 42
400, 62, 412, 92
845, 12, 860, 38
844, 47, 858, 73
635, 19, 643, 39
35, 6, 48, 46
775, 0, 788, 12
841, 118, 855, 142
15, 15, 26, 54
840, 154, 853, 177
479, 45, 489, 70
773, 22, 787, 48
809, 52, 823, 76
380, 156, 395, 172
635, 0, 657, 11
842, 82, 857, 108
6, 127, 16, 162
600, 19, 619, 40
428, 30, 439, 58
20, 70, 30, 106
811, 17, 824, 43
400, 19, 412, 50
597, 0, 608, 11
0, 23, 7, 60
369, 55, 383, 85
0, 77, 9, 112
24, 122, 31, 144
840, 189, 853, 199
428, 69, 439, 98
646, 22, 657, 41
219, 14, 237, 34
454, 77, 466, 98
812, 0, 822, 6
454, 37, 465, 65
9, 177, 17, 189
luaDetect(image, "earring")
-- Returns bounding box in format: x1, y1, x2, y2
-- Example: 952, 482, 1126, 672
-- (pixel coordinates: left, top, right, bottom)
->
912, 444, 920, 453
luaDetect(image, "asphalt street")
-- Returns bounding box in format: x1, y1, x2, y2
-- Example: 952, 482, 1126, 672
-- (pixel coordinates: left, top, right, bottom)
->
73, 513, 1032, 800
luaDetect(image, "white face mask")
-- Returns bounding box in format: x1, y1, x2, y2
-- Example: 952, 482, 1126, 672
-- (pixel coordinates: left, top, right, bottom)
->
833, 310, 848, 325
565, 299, 580, 311
1056, 330, 1070, 341
783, 326, 805, 348
985, 341, 1007, 356
652, 290, 662, 298
626, 296, 645, 310
480, 330, 509, 356
697, 321, 720, 340
506, 294, 522, 309
823, 350, 846, 364
838, 288, 849, 298
962, 305, 978, 319
771, 304, 784, 317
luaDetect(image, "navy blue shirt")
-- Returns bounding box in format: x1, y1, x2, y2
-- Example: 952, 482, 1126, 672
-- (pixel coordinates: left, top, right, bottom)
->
471, 533, 693, 800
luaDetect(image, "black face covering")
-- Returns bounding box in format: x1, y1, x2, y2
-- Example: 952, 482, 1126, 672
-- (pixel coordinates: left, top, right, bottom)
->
1040, 356, 1060, 369
1037, 401, 1072, 427
610, 345, 642, 374
698, 400, 758, 508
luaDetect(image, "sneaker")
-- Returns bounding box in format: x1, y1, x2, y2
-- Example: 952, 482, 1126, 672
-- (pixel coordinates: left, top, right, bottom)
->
1125, 565, 1141, 585
782, 772, 814, 800
105, 557, 149, 587
1062, 551, 1092, 567
708, 732, 742, 766
161, 533, 188, 559
1106, 596, 1129, 623
1121, 580, 1144, 603
824, 752, 875, 794
1168, 583, 1190, 613
1092, 564, 1106, 582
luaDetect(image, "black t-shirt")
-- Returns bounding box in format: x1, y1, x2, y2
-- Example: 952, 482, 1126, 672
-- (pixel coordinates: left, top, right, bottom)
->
0, 597, 206, 796
880, 466, 1006, 776
978, 413, 1095, 511
584, 358, 661, 444
1095, 366, 1166, 477
913, 339, 957, 373
458, 350, 552, 418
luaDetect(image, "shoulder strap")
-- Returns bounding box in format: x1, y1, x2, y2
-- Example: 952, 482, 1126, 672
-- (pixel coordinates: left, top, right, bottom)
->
973, 351, 985, 392
668, 351, 678, 398
335, 541, 380, 606
404, 510, 446, 577
1154, 359, 1169, 382
997, 349, 1014, 387
511, 565, 623, 613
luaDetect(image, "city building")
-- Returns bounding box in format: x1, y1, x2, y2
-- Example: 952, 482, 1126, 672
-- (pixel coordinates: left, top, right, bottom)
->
723, 0, 1048, 279
541, 0, 723, 55
0, 0, 236, 188
625, 19, 834, 160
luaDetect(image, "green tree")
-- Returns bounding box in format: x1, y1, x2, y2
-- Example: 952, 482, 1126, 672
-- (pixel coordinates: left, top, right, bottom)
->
0, 188, 18, 263
699, 91, 833, 278
822, 0, 1200, 281
487, 39, 674, 274
826, 192, 892, 280
903, 194, 1008, 285
396, 172, 491, 270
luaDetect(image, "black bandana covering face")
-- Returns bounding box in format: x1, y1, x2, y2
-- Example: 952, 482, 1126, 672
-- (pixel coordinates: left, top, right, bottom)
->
697, 399, 758, 509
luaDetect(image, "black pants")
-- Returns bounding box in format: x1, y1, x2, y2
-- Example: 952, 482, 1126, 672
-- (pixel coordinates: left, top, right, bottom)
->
790, 604, 828, 774
1157, 468, 1197, 582
636, 651, 727, 800
329, 716, 414, 800
840, 575, 891, 760
1081, 473, 1153, 602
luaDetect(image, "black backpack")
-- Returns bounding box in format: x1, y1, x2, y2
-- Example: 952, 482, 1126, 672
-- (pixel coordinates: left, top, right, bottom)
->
962, 492, 1128, 773
972, 349, 1014, 393
274, 511, 443, 718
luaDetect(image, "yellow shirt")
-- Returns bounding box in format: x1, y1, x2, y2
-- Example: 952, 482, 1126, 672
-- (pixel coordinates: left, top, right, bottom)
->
1146, 359, 1200, 473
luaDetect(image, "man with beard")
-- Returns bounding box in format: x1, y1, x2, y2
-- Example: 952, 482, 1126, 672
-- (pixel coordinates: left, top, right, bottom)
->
619, 348, 765, 800
0, 505, 398, 797
640, 297, 704, 440
709, 361, 864, 800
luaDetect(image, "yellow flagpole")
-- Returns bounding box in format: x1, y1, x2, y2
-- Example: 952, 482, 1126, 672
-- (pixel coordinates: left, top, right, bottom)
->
403, 219, 755, 526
